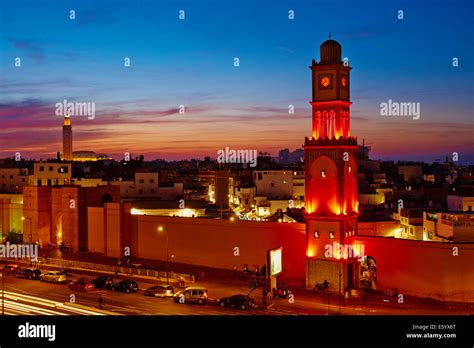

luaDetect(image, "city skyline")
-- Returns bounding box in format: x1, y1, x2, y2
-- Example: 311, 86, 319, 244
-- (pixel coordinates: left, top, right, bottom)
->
1, 0, 473, 163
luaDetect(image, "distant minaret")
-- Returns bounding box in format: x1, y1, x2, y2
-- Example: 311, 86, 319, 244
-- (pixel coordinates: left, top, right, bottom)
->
63, 114, 73, 161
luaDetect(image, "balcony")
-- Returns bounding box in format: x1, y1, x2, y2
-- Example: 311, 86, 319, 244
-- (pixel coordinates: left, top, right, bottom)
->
304, 136, 358, 146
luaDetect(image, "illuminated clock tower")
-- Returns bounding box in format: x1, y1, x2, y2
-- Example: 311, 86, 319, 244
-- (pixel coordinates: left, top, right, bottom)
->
304, 36, 359, 290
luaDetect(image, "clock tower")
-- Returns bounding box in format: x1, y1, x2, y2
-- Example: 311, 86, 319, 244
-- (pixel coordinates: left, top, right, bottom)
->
304, 36, 360, 290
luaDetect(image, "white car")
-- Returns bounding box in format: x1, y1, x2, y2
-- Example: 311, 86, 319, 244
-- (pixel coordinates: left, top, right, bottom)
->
39, 271, 67, 283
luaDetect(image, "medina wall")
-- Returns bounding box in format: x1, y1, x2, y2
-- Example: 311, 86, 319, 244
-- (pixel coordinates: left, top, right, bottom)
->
355, 236, 474, 302
130, 215, 307, 284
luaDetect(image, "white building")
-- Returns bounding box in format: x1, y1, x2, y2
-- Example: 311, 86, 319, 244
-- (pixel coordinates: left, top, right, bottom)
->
447, 193, 474, 212
423, 211, 474, 242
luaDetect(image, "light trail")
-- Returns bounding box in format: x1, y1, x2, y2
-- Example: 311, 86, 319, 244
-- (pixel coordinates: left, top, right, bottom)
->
1, 291, 109, 316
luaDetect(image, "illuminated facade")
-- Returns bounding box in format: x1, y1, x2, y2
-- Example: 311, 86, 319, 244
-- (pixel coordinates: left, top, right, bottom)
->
304, 37, 360, 290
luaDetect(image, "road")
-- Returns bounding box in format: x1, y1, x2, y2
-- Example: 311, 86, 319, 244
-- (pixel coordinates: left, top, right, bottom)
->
2, 271, 472, 316
1, 274, 306, 316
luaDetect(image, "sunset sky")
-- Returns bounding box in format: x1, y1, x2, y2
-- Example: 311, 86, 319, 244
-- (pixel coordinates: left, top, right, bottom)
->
1, 0, 473, 163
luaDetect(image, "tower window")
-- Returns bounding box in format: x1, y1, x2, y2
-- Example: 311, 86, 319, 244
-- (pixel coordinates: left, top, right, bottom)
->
321, 170, 326, 178
329, 231, 335, 239
314, 231, 319, 238
348, 166, 352, 173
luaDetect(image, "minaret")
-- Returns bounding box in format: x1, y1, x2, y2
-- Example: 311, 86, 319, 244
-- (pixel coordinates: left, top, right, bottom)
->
63, 114, 73, 161
304, 36, 359, 290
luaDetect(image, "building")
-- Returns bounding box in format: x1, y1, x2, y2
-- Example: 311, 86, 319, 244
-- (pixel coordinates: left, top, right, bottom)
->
399, 208, 424, 240
252, 170, 305, 215
62, 114, 73, 161
61, 115, 111, 162
22, 185, 120, 251
215, 170, 230, 209
113, 172, 159, 198
398, 165, 422, 182
0, 168, 29, 193
253, 170, 293, 199
424, 211, 474, 242
447, 188, 474, 212
29, 162, 71, 186
304, 37, 359, 290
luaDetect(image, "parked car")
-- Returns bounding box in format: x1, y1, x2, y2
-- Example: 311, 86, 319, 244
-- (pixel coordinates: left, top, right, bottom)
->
217, 295, 256, 310
173, 287, 208, 304
2, 264, 19, 275
144, 285, 174, 298
39, 271, 67, 283
68, 278, 94, 291
16, 268, 41, 280
112, 279, 138, 293
92, 276, 114, 290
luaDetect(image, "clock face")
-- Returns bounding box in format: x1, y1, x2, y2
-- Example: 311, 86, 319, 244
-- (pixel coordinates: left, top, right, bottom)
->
321, 77, 331, 88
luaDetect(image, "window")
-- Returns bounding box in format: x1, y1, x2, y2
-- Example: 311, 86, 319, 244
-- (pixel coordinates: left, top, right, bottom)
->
59, 167, 68, 173
150, 189, 155, 194
37, 179, 42, 186
48, 166, 53, 172
149, 179, 154, 183
283, 180, 288, 184
21, 178, 25, 182
245, 198, 248, 205
39, 166, 44, 172
139, 179, 144, 184
257, 173, 262, 180
271, 183, 275, 187
47, 179, 52, 186
9, 175, 13, 179
138, 189, 143, 195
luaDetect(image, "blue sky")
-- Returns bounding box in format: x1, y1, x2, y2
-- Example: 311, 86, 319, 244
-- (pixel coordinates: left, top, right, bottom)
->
0, 0, 473, 163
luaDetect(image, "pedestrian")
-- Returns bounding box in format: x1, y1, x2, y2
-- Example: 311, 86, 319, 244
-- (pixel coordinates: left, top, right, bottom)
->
114, 269, 119, 278
232, 264, 237, 278
98, 295, 103, 309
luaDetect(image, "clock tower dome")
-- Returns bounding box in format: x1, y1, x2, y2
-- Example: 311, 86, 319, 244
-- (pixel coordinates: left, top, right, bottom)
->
304, 35, 359, 291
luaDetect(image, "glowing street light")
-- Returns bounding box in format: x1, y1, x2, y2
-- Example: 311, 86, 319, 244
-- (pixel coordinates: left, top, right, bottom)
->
22, 216, 32, 243
158, 226, 174, 285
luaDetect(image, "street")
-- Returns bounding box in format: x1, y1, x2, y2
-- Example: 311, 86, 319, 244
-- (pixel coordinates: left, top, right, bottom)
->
2, 270, 472, 316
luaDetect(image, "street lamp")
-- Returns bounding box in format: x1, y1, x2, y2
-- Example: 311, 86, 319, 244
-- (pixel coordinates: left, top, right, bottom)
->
22, 216, 32, 243
158, 226, 174, 285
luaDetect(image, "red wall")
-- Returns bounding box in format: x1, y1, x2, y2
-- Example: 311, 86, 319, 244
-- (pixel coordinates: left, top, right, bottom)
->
130, 215, 307, 284
354, 236, 474, 302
